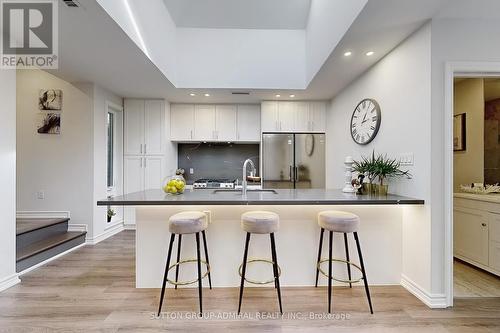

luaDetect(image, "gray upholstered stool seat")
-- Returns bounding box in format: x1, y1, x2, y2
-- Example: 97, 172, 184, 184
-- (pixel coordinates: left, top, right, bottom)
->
318, 211, 360, 233
241, 211, 279, 234
169, 211, 208, 234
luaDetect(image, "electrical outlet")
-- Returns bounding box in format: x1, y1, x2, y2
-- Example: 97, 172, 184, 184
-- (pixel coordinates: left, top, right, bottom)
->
399, 153, 414, 166
190, 168, 194, 174
36, 191, 45, 199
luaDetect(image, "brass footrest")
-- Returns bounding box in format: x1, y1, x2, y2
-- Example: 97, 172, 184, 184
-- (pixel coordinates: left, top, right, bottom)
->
238, 258, 281, 285
167, 258, 210, 286
317, 258, 363, 284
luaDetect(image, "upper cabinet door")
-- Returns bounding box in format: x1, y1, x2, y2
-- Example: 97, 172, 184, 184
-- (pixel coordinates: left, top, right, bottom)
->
294, 102, 310, 132
310, 101, 326, 133
194, 105, 216, 140
261, 101, 279, 132
237, 105, 260, 141
144, 100, 164, 155
215, 105, 237, 141
278, 102, 295, 132
124, 99, 145, 155
170, 104, 194, 141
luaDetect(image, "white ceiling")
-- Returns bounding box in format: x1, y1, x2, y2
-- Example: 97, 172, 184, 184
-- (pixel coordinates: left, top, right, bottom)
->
162, 0, 312, 29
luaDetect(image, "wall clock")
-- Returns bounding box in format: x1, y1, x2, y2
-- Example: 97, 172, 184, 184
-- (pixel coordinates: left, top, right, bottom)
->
350, 98, 381, 145
305, 134, 315, 156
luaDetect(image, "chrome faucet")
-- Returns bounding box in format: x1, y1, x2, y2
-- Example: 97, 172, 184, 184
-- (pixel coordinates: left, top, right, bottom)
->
242, 158, 256, 196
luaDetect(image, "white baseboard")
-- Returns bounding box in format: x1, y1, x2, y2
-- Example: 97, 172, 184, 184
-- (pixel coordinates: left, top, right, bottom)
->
17, 211, 71, 219
401, 274, 447, 308
123, 224, 136, 230
18, 242, 86, 276
86, 222, 124, 245
0, 273, 20, 292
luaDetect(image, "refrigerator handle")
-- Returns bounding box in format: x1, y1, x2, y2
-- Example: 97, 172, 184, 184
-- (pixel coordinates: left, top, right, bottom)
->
289, 165, 293, 181
294, 166, 298, 182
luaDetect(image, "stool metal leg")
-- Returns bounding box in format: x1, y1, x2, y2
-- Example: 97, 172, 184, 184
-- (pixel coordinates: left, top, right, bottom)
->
354, 232, 373, 314
315, 228, 324, 287
195, 232, 203, 316
328, 230, 333, 313
174, 234, 182, 289
270, 233, 283, 314
238, 232, 251, 314
201, 230, 212, 290
344, 233, 352, 288
158, 233, 175, 316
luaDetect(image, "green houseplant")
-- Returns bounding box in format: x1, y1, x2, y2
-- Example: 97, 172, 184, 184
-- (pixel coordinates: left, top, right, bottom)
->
107, 208, 116, 223
353, 151, 412, 195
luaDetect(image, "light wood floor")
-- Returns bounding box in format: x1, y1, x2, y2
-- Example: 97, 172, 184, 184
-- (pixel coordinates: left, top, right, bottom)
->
1, 231, 499, 332
454, 259, 500, 298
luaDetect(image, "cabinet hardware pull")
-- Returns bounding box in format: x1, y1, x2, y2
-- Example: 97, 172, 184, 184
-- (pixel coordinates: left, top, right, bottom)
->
144, 158, 147, 168
140, 158, 143, 168
144, 144, 147, 154
140, 144, 143, 154
482, 223, 487, 227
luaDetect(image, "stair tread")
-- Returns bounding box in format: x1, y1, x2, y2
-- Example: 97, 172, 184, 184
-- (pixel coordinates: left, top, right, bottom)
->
17, 231, 86, 261
16, 218, 70, 235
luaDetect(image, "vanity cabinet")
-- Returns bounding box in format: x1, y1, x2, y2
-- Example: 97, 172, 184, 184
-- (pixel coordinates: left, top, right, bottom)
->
454, 194, 500, 276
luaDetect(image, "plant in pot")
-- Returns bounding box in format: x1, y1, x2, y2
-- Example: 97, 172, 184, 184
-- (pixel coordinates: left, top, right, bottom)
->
372, 154, 412, 195
353, 151, 379, 194
107, 208, 116, 223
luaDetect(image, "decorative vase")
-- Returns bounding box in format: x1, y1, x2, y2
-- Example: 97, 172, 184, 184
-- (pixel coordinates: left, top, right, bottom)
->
376, 184, 388, 196
162, 175, 186, 195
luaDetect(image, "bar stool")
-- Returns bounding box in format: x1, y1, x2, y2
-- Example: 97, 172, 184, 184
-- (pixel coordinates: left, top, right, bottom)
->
157, 211, 212, 316
238, 211, 282, 314
315, 210, 373, 314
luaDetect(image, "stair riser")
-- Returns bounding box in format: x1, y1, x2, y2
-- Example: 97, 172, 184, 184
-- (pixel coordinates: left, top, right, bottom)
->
17, 222, 68, 250
16, 234, 86, 272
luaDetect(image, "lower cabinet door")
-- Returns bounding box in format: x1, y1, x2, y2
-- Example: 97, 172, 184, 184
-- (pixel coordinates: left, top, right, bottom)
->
454, 207, 489, 266
124, 156, 144, 226
144, 156, 165, 190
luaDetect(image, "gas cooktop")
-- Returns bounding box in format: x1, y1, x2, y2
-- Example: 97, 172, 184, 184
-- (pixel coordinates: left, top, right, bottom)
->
193, 178, 236, 189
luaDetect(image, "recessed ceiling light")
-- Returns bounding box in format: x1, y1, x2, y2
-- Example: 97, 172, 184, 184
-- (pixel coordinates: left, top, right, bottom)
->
366, 51, 374, 56
289, 94, 295, 98
344, 51, 352, 57
204, 93, 210, 97
189, 93, 196, 96
275, 94, 281, 98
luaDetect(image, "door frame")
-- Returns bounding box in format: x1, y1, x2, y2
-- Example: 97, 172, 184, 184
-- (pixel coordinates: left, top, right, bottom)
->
444, 61, 500, 307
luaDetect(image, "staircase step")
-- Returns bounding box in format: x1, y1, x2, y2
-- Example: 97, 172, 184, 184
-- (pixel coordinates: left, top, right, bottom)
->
17, 218, 70, 250
16, 231, 87, 272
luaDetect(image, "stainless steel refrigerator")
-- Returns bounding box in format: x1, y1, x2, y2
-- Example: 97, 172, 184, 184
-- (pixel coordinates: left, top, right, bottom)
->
262, 133, 325, 189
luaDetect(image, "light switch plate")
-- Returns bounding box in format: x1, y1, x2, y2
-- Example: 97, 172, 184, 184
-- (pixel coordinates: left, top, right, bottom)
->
399, 153, 414, 166
37, 191, 45, 199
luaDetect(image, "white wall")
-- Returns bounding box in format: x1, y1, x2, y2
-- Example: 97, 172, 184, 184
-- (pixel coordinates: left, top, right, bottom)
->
305, 0, 367, 84
453, 79, 484, 191
326, 24, 433, 293
175, 28, 306, 89
16, 70, 94, 234
430, 18, 500, 296
0, 69, 19, 291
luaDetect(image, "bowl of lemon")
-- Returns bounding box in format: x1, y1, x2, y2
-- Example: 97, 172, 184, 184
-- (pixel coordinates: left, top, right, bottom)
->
162, 170, 186, 195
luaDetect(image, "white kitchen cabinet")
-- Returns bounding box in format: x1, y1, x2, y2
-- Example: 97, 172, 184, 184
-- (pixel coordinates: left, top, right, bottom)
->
453, 194, 500, 276
144, 156, 165, 190
278, 102, 295, 132
294, 102, 310, 132
124, 99, 164, 155
261, 101, 327, 133
216, 105, 237, 141
237, 105, 260, 141
261, 101, 279, 132
124, 156, 144, 195
310, 101, 327, 132
453, 207, 489, 266
170, 104, 194, 141
194, 105, 216, 140
124, 100, 145, 155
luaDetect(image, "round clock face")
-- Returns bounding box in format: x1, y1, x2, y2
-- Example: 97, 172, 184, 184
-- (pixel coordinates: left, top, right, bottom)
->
350, 98, 381, 145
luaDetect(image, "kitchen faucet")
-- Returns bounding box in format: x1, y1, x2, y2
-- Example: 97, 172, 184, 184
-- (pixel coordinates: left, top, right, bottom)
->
242, 158, 256, 196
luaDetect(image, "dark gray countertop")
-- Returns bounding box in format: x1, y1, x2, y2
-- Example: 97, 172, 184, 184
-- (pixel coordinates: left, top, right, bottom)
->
97, 189, 424, 206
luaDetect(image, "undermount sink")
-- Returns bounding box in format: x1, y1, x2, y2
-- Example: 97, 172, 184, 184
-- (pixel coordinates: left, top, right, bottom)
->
212, 189, 278, 194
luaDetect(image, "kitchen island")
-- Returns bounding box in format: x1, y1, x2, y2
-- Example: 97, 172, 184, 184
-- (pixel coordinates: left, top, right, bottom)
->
98, 189, 424, 288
